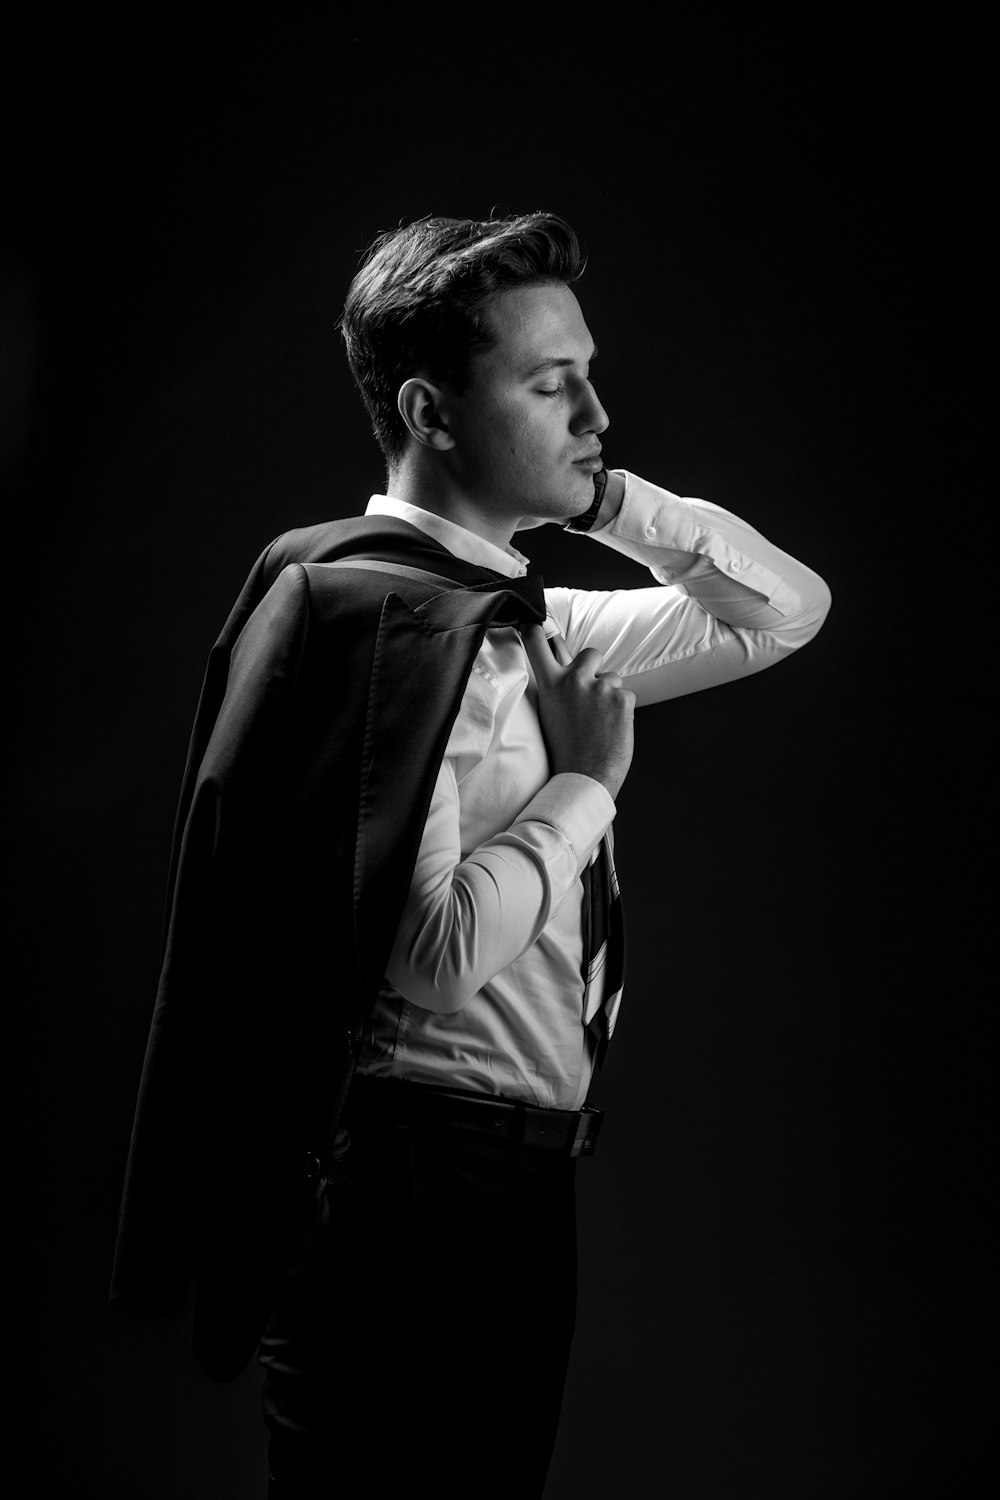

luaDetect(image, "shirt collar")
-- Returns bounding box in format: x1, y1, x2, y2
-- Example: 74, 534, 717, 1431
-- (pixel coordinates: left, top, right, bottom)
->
365, 495, 528, 579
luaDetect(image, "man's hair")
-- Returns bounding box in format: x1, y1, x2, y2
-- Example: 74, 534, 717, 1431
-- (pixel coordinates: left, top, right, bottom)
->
339, 212, 585, 465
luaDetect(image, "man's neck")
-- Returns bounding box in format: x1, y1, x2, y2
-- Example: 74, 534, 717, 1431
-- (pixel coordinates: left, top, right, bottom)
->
387, 462, 515, 552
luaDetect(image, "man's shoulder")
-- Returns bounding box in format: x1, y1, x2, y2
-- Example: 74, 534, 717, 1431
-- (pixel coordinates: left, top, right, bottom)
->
229, 512, 544, 665
264, 514, 398, 570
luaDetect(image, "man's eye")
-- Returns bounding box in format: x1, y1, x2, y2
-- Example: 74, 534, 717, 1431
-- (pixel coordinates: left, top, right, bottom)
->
537, 385, 564, 398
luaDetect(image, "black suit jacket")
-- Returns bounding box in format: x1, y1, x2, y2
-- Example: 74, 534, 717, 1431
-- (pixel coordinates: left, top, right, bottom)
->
110, 516, 546, 1379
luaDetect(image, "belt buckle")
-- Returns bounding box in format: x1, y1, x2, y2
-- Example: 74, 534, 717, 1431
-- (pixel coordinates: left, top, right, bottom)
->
570, 1107, 603, 1158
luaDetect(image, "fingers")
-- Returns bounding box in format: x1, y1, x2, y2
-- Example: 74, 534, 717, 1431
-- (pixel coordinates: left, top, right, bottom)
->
521, 626, 609, 681
520, 624, 560, 683
548, 632, 574, 667
569, 647, 607, 678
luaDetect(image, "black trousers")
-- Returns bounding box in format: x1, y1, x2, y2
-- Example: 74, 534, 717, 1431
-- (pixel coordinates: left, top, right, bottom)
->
258, 1096, 579, 1498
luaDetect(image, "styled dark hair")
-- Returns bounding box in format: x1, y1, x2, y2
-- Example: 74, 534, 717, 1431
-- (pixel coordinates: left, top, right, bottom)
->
339, 212, 585, 464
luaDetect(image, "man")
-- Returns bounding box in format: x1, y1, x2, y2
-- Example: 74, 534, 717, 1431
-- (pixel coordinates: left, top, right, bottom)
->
111, 213, 830, 1498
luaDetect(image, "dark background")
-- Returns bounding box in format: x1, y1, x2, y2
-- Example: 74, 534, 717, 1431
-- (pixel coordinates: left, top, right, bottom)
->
5, 16, 984, 1498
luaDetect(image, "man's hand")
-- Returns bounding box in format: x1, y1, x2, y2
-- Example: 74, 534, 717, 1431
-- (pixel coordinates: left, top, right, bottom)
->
521, 625, 635, 800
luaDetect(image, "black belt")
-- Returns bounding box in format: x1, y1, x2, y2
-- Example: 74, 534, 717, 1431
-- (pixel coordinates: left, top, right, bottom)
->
345, 1076, 604, 1159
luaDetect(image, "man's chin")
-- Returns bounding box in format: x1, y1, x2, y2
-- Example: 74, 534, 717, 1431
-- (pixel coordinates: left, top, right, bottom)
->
515, 481, 594, 532
515, 505, 580, 533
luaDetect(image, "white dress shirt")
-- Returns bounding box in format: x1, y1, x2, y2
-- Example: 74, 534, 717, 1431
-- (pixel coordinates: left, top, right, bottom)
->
356, 471, 831, 1110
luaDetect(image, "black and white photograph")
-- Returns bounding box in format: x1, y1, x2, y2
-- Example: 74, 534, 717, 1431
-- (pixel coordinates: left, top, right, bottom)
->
5, 16, 983, 1497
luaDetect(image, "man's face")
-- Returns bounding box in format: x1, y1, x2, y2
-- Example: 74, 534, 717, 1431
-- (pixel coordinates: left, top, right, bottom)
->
442, 283, 609, 529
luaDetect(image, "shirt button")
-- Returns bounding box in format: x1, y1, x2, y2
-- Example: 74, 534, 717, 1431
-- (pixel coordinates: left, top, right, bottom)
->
730, 558, 743, 571
644, 525, 656, 538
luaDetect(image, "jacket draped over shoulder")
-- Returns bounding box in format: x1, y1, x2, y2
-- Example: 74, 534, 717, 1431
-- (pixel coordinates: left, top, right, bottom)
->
110, 517, 545, 1379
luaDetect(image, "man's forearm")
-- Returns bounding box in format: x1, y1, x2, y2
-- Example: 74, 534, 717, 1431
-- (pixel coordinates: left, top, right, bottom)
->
385, 765, 614, 1015
592, 470, 830, 628
550, 469, 831, 703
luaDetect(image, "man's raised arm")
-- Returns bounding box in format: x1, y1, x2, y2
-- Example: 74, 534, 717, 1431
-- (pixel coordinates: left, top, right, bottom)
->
547, 469, 831, 705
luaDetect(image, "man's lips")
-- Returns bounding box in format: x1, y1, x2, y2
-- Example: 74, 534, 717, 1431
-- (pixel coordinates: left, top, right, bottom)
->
572, 448, 603, 472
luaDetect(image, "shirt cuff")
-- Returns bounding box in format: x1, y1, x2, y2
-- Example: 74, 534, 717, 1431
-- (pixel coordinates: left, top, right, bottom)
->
502, 772, 616, 877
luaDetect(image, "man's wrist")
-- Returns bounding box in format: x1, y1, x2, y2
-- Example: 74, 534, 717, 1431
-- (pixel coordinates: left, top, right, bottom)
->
594, 468, 625, 528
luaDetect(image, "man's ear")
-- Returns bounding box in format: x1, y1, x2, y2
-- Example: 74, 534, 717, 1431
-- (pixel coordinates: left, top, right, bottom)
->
397, 378, 456, 451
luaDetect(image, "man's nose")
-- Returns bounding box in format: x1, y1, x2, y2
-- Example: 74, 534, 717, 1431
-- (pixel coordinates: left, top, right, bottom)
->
573, 382, 610, 435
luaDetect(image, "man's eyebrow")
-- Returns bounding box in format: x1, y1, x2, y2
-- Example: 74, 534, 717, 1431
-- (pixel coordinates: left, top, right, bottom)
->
523, 346, 598, 377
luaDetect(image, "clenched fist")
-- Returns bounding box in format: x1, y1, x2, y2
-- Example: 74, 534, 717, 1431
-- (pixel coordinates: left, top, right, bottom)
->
521, 624, 635, 800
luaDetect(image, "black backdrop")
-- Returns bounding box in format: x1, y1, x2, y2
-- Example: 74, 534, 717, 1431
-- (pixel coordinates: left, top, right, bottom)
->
5, 17, 984, 1498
